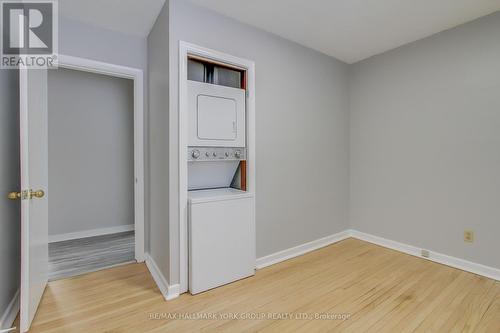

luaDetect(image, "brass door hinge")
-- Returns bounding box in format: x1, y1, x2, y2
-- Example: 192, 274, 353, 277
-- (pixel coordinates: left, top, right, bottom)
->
7, 189, 45, 200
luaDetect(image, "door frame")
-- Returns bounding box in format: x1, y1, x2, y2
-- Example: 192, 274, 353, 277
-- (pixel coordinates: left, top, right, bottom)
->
178, 42, 256, 293
55, 55, 145, 262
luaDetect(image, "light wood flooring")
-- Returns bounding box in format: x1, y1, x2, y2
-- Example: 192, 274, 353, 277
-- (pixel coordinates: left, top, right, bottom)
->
48, 231, 135, 280
22, 238, 500, 332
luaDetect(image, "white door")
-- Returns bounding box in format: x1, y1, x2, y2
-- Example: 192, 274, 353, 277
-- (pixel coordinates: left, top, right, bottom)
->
19, 67, 49, 333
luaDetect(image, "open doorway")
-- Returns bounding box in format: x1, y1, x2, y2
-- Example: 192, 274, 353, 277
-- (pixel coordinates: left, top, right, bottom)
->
47, 68, 135, 280
16, 55, 145, 332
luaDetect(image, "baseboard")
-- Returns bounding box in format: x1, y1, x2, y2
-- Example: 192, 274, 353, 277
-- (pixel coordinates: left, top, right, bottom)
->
254, 228, 499, 281
49, 225, 135, 243
145, 253, 180, 301
256, 230, 351, 269
349, 229, 500, 281
0, 289, 19, 330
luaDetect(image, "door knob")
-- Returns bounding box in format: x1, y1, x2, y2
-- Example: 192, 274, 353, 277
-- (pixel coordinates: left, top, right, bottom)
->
29, 190, 45, 199
7, 191, 21, 200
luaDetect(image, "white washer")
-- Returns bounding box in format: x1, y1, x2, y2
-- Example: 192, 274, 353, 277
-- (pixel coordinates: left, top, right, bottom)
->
188, 188, 255, 294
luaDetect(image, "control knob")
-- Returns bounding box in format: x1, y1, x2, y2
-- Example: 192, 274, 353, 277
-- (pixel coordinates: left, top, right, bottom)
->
234, 150, 241, 159
191, 149, 200, 159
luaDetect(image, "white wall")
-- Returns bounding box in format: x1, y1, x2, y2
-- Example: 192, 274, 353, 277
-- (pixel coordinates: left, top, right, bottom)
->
0, 69, 20, 327
48, 68, 134, 237
147, 0, 171, 280
350, 12, 500, 269
162, 0, 351, 285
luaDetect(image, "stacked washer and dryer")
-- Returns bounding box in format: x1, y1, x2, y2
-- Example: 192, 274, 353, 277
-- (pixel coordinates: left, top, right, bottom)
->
187, 60, 255, 294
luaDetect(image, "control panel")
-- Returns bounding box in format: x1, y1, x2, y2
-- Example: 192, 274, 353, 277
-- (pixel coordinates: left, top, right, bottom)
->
188, 147, 246, 161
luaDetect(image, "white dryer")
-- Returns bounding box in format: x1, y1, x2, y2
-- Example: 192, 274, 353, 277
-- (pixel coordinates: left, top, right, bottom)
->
188, 80, 246, 147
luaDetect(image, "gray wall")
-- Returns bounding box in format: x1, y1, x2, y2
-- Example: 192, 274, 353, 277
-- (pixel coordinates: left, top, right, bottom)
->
48, 69, 134, 236
0, 69, 20, 326
350, 12, 500, 268
163, 0, 351, 284
59, 16, 147, 70
147, 1, 171, 279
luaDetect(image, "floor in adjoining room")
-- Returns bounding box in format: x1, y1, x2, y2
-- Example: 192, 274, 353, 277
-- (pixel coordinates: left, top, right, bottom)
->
27, 238, 500, 332
48, 231, 135, 280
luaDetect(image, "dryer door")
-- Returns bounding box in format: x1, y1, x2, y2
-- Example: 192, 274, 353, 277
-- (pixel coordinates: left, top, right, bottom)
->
188, 80, 245, 147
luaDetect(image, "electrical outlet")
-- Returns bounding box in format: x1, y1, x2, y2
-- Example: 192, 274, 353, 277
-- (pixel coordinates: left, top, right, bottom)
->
464, 230, 474, 243
421, 249, 430, 258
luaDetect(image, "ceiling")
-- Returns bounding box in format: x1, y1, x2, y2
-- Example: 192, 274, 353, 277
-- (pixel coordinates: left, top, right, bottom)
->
59, 0, 166, 37
59, 0, 500, 63
189, 0, 500, 63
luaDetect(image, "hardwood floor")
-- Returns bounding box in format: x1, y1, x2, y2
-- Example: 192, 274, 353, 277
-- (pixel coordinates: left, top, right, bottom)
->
23, 238, 499, 332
